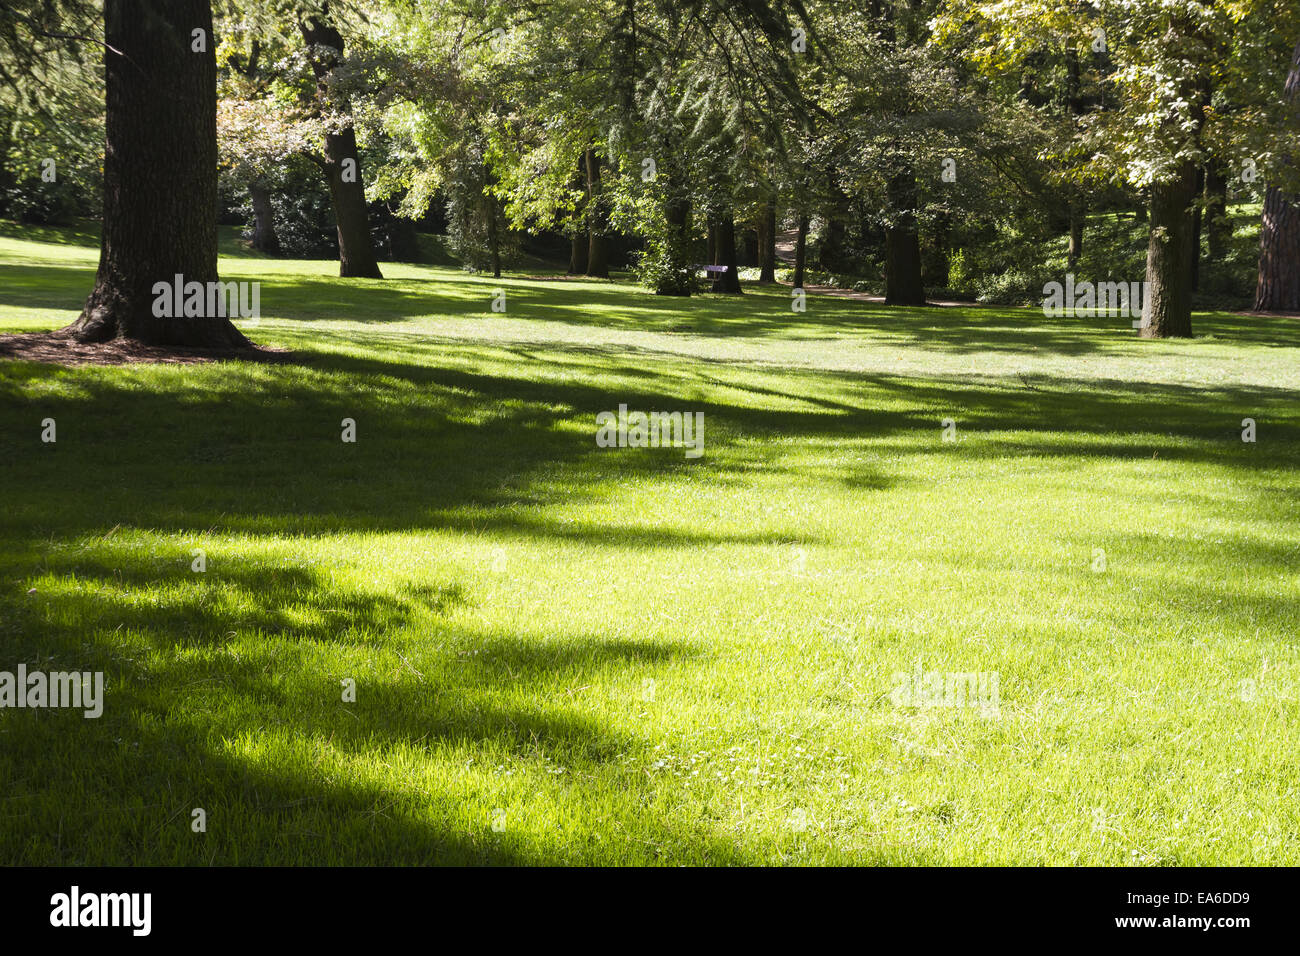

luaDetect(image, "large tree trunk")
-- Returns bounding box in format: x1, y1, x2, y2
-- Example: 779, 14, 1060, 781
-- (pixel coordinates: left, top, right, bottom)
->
711, 213, 742, 294
65, 0, 249, 347
1141, 163, 1197, 338
1255, 39, 1300, 312
249, 183, 281, 255
759, 199, 777, 283
792, 213, 809, 290
567, 231, 587, 274
299, 9, 383, 279
1256, 187, 1300, 311
585, 146, 609, 278
884, 170, 925, 306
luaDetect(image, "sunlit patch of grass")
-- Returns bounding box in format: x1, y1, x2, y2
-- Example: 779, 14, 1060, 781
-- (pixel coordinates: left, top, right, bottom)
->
1, 223, 1299, 864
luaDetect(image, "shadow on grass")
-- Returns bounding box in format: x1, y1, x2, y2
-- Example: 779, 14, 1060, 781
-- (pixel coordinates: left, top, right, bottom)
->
0, 542, 756, 864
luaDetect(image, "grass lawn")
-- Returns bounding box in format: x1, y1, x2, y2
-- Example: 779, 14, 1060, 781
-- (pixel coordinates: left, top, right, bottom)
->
2, 225, 1298, 865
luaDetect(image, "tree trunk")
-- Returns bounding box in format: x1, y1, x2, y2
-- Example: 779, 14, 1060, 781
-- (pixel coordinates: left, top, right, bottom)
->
792, 213, 809, 290
1255, 187, 1300, 311
759, 199, 776, 283
1140, 163, 1197, 338
1255, 39, 1300, 312
299, 9, 383, 279
585, 145, 609, 278
885, 170, 925, 305
1067, 203, 1083, 270
1204, 164, 1229, 261
706, 221, 717, 266
65, 0, 250, 347
488, 198, 501, 278
249, 183, 281, 255
712, 214, 742, 293
741, 227, 758, 266
1191, 167, 1205, 291
567, 231, 588, 274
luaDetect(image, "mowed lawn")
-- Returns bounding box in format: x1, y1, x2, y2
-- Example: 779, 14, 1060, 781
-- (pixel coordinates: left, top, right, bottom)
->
2, 224, 1299, 865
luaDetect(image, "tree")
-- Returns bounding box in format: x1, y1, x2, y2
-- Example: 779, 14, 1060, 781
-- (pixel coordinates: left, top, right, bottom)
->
66, 0, 250, 347
1255, 38, 1300, 312
298, 2, 383, 278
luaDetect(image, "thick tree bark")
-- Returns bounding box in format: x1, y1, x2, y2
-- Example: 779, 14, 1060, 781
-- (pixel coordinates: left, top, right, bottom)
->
1255, 39, 1300, 312
884, 170, 925, 305
567, 231, 588, 274
759, 199, 777, 283
299, 9, 383, 279
1255, 187, 1300, 311
792, 213, 809, 290
584, 146, 609, 278
711, 214, 742, 293
249, 183, 281, 255
1140, 163, 1197, 338
65, 0, 250, 347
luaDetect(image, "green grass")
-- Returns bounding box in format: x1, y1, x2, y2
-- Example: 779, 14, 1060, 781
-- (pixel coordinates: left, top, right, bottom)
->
2, 222, 1299, 865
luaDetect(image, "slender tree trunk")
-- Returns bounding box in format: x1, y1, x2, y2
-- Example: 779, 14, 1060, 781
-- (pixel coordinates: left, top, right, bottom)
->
712, 214, 742, 293
884, 170, 925, 305
584, 145, 609, 278
1191, 167, 1205, 291
759, 199, 776, 283
1204, 164, 1229, 261
65, 0, 249, 347
1067, 203, 1084, 270
741, 227, 757, 266
1141, 163, 1197, 338
299, 9, 383, 279
792, 213, 809, 290
249, 183, 281, 255
1256, 39, 1300, 312
488, 199, 501, 278
706, 221, 717, 266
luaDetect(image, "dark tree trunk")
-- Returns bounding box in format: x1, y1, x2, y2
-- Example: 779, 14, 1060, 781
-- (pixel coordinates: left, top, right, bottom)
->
1256, 39, 1300, 312
1141, 163, 1197, 338
584, 146, 609, 278
706, 221, 717, 266
65, 0, 250, 347
884, 170, 925, 305
1067, 203, 1083, 270
1204, 164, 1229, 261
488, 198, 501, 278
567, 231, 588, 274
792, 213, 809, 290
741, 227, 758, 266
1256, 187, 1300, 311
299, 9, 383, 279
1191, 167, 1205, 291
249, 183, 281, 255
759, 199, 777, 283
711, 214, 742, 293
